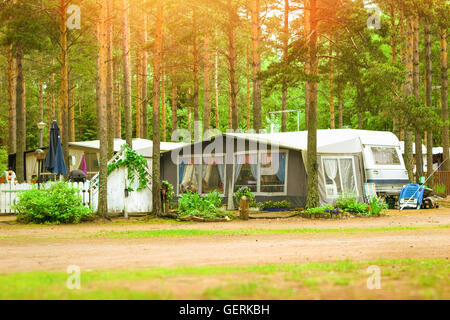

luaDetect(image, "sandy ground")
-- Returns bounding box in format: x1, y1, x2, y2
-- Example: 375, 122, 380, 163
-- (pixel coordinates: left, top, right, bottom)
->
0, 209, 449, 274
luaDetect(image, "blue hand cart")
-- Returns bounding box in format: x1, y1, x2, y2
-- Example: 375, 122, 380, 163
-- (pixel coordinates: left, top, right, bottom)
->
399, 184, 426, 210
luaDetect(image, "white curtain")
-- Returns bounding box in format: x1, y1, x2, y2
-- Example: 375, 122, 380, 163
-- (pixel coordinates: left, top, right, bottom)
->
69, 149, 84, 171
324, 159, 338, 183
26, 154, 38, 182
340, 159, 355, 194
234, 154, 244, 183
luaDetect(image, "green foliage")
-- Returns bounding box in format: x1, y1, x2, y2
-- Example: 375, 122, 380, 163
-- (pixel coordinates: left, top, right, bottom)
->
262, 200, 291, 209
434, 184, 446, 194
161, 180, 175, 203
178, 190, 227, 219
12, 182, 92, 224
107, 146, 149, 192
234, 187, 255, 205
367, 197, 388, 216
305, 206, 335, 215
0, 146, 8, 173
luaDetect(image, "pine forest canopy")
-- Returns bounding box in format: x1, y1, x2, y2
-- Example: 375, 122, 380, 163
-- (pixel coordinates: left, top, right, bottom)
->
0, 0, 448, 213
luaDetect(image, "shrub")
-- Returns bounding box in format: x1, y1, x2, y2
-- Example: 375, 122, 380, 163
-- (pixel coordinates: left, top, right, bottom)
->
234, 186, 255, 205
305, 206, 334, 215
161, 180, 175, 203
178, 190, 227, 219
12, 182, 92, 224
262, 200, 291, 209
367, 197, 388, 216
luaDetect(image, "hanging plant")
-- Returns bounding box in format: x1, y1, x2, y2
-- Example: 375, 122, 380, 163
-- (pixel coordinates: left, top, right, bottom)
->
107, 146, 150, 192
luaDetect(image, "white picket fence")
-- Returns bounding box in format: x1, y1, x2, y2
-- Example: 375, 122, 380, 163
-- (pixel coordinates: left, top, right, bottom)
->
0, 181, 91, 215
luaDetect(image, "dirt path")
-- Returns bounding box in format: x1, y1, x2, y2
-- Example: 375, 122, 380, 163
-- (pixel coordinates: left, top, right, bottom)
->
0, 209, 449, 274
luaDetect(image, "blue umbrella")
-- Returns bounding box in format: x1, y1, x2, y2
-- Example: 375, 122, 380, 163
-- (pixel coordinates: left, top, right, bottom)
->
45, 120, 67, 175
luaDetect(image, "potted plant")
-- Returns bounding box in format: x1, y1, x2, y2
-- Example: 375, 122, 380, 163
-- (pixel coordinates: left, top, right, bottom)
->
262, 200, 291, 212
234, 186, 255, 209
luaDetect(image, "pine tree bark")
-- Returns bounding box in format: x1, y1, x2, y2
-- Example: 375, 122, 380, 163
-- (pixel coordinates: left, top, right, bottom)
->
193, 9, 201, 140
250, 0, 261, 131
281, 0, 289, 132
59, 0, 70, 172
304, 0, 310, 128
135, 52, 141, 138
152, 0, 163, 216
424, 19, 433, 183
141, 12, 148, 139
329, 41, 335, 129
404, 14, 414, 182
203, 34, 211, 133
214, 49, 220, 129
441, 28, 449, 171
390, 2, 399, 137
161, 66, 166, 141
98, 0, 109, 217
15, 49, 25, 182
228, 0, 238, 130
106, 0, 114, 157
8, 45, 16, 154
413, 15, 423, 181
246, 45, 251, 131
171, 69, 178, 136
306, 0, 319, 208
122, 0, 132, 147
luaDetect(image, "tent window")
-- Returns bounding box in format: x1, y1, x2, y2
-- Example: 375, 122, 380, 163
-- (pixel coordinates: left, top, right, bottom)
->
202, 155, 225, 194
260, 152, 286, 193
322, 157, 357, 197
370, 147, 400, 165
234, 153, 258, 192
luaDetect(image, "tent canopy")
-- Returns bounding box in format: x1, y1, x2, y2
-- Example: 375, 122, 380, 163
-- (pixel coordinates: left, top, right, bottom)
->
226, 129, 400, 154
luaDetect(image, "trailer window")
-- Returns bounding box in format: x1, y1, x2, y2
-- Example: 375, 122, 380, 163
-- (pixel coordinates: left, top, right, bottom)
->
371, 147, 401, 165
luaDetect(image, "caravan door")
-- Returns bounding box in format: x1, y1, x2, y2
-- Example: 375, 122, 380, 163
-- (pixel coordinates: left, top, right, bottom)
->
363, 145, 409, 195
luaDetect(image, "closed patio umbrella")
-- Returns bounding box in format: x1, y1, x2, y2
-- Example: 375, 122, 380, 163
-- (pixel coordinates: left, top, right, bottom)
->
44, 120, 67, 175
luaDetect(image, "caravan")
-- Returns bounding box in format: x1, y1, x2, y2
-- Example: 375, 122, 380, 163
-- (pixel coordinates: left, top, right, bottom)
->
161, 129, 410, 207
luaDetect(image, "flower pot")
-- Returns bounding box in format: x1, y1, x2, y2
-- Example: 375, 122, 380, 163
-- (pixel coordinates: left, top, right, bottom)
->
262, 207, 290, 212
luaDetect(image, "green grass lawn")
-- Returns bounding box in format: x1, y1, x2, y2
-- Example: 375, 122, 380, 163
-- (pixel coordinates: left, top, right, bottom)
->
94, 225, 450, 238
0, 259, 448, 299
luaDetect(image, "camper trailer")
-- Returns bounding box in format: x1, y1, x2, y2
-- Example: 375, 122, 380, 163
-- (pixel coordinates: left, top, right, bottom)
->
161, 129, 409, 207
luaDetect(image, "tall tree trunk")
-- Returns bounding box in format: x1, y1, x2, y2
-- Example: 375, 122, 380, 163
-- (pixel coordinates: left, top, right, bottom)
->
122, 0, 132, 147
114, 59, 122, 138
413, 15, 423, 181
69, 82, 75, 141
228, 0, 238, 130
203, 34, 211, 133
228, 82, 232, 129
135, 52, 141, 138
306, 0, 319, 208
404, 14, 414, 182
187, 87, 192, 136
337, 68, 343, 128
424, 19, 433, 183
441, 28, 449, 172
390, 2, 399, 137
15, 49, 25, 182
161, 66, 166, 141
152, 0, 163, 216
98, 0, 108, 217
8, 45, 16, 154
106, 0, 114, 157
281, 0, 289, 132
49, 57, 55, 136
250, 0, 261, 131
304, 0, 310, 128
214, 49, 220, 129
329, 41, 335, 129
171, 69, 178, 136
141, 12, 148, 139
60, 0, 69, 172
246, 45, 251, 131
193, 9, 200, 140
